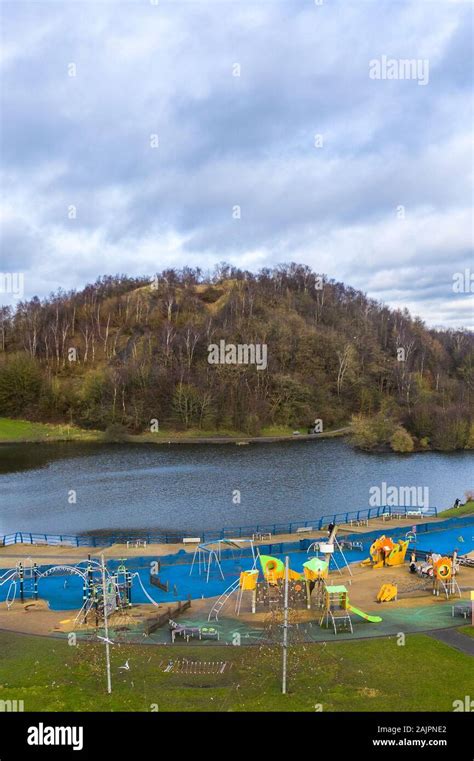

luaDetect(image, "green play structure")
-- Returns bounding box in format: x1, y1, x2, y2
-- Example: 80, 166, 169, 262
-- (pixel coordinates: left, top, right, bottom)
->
320, 585, 382, 635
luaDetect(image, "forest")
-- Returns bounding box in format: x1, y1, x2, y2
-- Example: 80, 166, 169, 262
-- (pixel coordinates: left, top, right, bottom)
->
0, 263, 472, 452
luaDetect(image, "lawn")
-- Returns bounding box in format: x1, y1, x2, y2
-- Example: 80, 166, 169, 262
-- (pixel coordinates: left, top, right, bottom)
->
438, 500, 474, 518
0, 417, 101, 443
0, 417, 350, 444
0, 631, 472, 712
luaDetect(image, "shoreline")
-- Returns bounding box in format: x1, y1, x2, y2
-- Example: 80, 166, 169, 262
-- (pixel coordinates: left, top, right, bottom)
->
0, 425, 351, 446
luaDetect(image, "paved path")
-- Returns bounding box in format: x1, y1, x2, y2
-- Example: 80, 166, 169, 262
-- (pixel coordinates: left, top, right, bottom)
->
427, 627, 474, 655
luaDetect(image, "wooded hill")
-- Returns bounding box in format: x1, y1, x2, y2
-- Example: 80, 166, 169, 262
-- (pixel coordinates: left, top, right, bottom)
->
0, 264, 472, 451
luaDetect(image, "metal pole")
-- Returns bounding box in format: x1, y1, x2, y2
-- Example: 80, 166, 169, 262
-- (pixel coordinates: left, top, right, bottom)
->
19, 563, 24, 603
282, 555, 289, 695
33, 563, 38, 600
101, 554, 112, 694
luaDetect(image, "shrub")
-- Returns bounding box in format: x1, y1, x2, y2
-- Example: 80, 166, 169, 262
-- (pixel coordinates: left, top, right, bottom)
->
351, 412, 398, 450
103, 423, 129, 442
390, 427, 415, 453
0, 354, 43, 417
465, 423, 474, 450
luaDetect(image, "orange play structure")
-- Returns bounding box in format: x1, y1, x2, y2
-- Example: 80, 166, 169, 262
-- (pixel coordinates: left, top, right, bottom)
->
433, 556, 453, 581
361, 536, 409, 569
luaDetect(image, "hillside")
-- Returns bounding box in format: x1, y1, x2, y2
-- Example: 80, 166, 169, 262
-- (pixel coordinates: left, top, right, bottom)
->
0, 264, 472, 451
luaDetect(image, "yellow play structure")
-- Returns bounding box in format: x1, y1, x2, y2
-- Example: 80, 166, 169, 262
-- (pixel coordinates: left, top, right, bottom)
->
234, 569, 259, 614
302, 557, 329, 581
377, 583, 398, 602
259, 554, 302, 582
361, 536, 409, 569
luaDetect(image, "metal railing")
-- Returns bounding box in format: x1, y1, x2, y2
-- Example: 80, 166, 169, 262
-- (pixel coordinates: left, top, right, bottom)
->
0, 504, 441, 548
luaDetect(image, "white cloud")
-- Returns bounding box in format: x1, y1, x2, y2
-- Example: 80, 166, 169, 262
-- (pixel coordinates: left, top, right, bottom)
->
0, 0, 472, 328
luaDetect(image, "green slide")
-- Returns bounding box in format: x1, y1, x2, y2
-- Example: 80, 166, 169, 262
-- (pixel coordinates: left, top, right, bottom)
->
346, 603, 382, 623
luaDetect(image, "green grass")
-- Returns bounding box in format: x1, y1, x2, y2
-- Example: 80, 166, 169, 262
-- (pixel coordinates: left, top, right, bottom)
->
134, 427, 246, 441
0, 417, 350, 444
457, 625, 474, 638
439, 500, 474, 518
0, 417, 101, 443
0, 631, 472, 712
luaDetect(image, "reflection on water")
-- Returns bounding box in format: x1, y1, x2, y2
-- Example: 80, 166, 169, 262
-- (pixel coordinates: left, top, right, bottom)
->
0, 440, 471, 535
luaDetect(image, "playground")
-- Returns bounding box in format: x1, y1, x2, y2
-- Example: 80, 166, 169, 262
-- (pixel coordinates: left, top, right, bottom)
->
0, 515, 473, 646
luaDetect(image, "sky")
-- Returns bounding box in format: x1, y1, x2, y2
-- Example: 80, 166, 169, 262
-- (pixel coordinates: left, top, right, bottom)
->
0, 0, 473, 329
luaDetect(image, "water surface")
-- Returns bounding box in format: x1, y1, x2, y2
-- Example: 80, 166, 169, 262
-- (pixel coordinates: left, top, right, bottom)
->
0, 440, 471, 535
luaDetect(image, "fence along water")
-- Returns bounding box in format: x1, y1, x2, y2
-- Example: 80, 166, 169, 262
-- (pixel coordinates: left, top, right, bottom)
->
0, 504, 440, 548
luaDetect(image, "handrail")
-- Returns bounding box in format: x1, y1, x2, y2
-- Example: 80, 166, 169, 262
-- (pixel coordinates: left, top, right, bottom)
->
0, 505, 445, 548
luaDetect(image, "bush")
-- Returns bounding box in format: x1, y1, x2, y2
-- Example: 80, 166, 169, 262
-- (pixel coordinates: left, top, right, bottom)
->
465, 423, 474, 450
390, 427, 414, 453
351, 412, 398, 450
0, 354, 43, 417
103, 423, 129, 442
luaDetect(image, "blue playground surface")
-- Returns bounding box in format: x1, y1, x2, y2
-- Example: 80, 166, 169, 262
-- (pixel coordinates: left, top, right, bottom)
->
1, 518, 473, 611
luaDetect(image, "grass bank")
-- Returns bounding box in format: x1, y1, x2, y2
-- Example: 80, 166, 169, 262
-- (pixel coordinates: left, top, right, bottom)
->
0, 630, 472, 712
0, 417, 101, 443
0, 417, 350, 445
438, 500, 474, 518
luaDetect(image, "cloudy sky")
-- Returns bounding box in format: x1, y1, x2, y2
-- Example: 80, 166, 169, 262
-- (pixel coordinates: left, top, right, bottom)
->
1, 0, 472, 328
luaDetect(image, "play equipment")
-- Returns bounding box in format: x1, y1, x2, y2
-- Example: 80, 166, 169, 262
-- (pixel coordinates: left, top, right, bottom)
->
190, 538, 256, 583
377, 583, 398, 603
432, 554, 461, 599
0, 561, 39, 608
235, 569, 259, 615
303, 557, 328, 581
319, 584, 382, 635
74, 557, 138, 626
207, 552, 259, 621
307, 524, 353, 576
361, 536, 409, 569
208, 553, 308, 621
189, 542, 224, 582
340, 539, 364, 552
259, 554, 302, 582
208, 535, 354, 621
1, 556, 162, 624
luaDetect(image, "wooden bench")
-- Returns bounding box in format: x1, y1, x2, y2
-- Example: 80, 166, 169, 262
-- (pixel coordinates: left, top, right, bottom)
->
296, 526, 313, 534
183, 537, 201, 544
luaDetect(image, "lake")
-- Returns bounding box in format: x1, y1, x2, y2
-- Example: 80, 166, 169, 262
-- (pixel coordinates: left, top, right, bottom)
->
0, 440, 472, 536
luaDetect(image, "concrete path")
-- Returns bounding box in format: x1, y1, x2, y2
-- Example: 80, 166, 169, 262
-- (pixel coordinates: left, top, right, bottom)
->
427, 627, 474, 656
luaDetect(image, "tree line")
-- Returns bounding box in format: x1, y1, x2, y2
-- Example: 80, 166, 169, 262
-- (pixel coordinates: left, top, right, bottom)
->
0, 263, 472, 451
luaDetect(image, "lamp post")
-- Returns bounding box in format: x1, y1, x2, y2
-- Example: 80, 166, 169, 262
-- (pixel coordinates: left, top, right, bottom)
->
101, 554, 112, 694
282, 555, 289, 694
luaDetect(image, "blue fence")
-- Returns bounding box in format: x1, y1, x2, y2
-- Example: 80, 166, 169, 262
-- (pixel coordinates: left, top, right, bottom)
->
0, 504, 440, 548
